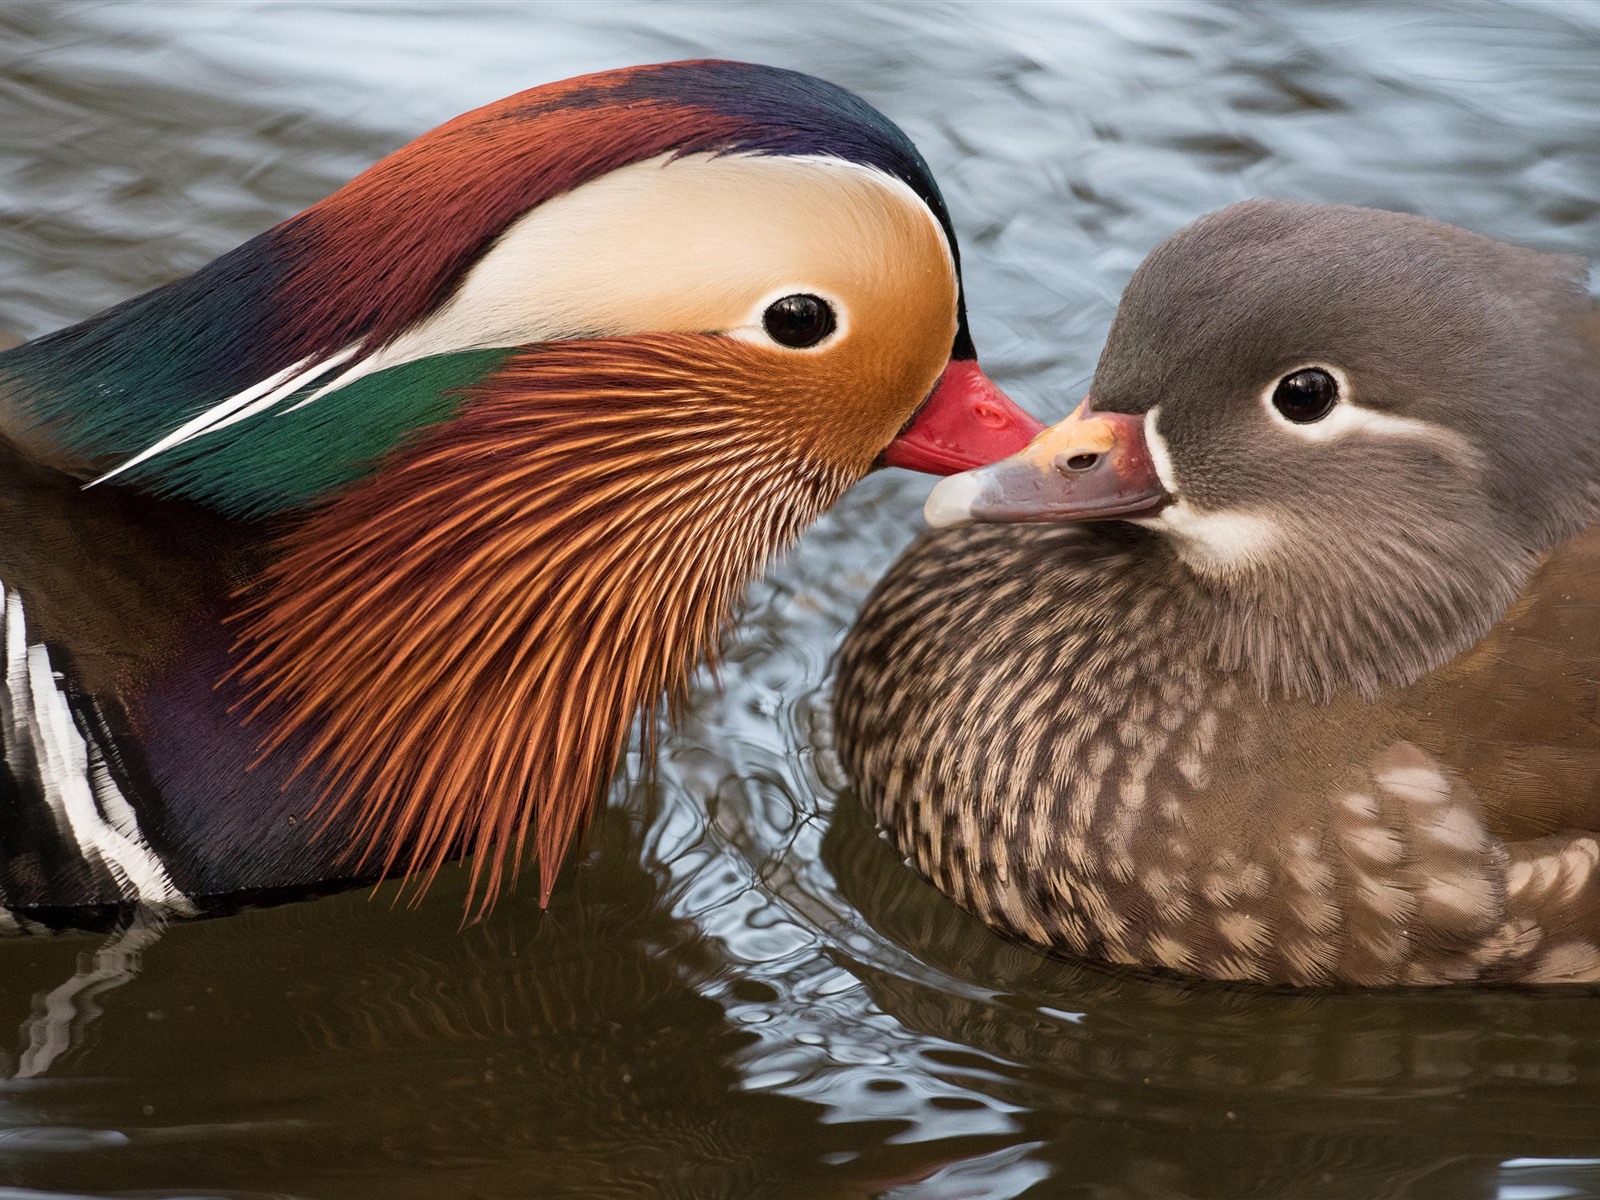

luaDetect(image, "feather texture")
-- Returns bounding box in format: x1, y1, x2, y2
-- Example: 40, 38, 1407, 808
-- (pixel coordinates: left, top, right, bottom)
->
229, 336, 856, 912
0, 584, 187, 910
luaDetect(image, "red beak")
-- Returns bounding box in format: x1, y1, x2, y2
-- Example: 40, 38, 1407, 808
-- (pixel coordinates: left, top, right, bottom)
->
881, 360, 1045, 475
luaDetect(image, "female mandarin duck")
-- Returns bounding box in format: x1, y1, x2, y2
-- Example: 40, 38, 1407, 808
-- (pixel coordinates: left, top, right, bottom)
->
0, 60, 1041, 924
837, 200, 1600, 986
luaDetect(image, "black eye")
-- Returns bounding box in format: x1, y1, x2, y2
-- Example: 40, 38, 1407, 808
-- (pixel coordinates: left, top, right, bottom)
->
762, 294, 836, 349
1271, 368, 1339, 424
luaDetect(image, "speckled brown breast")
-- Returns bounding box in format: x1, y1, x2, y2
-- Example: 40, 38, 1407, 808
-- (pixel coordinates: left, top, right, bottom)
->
835, 521, 1600, 986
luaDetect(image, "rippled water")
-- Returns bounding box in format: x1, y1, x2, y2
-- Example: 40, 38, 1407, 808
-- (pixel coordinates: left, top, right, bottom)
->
3, 3, 1600, 1197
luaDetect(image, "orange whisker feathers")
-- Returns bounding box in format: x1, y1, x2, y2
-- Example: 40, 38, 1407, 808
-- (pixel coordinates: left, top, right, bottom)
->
229, 336, 854, 915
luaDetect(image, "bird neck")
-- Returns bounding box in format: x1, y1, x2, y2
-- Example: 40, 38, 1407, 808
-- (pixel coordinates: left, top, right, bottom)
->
942, 518, 1534, 707
1170, 523, 1537, 704
228, 334, 853, 913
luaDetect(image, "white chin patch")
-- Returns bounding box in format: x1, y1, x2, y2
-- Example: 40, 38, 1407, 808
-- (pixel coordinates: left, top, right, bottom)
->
1133, 406, 1280, 574
1132, 503, 1282, 574
924, 471, 984, 528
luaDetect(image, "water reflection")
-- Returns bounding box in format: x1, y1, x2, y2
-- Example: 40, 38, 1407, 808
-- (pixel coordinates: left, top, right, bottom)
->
0, 811, 1024, 1199
8, 917, 163, 1080
2, 1, 1600, 1197
826, 797, 1600, 1198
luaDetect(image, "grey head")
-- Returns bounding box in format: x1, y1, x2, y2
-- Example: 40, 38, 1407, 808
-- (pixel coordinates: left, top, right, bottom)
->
929, 199, 1600, 699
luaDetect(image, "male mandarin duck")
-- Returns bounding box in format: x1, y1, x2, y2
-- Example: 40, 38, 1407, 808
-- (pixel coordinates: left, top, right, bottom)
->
837, 200, 1600, 986
0, 60, 1043, 925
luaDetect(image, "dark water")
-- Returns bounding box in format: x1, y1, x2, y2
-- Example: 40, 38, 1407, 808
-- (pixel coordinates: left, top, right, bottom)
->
3, 2, 1600, 1197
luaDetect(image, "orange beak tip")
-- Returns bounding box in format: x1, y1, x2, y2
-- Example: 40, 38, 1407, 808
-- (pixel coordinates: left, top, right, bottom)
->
881, 359, 1045, 476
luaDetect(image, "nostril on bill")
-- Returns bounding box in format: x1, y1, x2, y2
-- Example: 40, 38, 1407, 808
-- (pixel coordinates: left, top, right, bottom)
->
972, 402, 1008, 429
1059, 452, 1099, 474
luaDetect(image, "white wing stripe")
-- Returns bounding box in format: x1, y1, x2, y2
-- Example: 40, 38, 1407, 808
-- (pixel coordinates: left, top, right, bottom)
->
191, 342, 362, 440
87, 343, 361, 487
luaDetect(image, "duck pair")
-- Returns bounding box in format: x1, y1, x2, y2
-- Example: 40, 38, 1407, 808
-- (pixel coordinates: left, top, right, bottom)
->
8, 60, 1595, 989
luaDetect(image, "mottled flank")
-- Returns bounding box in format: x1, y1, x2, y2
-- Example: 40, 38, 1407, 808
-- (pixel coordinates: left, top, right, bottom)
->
837, 519, 1600, 986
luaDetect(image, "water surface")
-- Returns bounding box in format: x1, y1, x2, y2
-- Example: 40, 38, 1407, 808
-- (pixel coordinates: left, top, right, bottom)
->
2, 3, 1600, 1197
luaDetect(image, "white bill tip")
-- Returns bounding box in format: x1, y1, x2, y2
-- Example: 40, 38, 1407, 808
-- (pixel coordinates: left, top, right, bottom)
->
923, 470, 985, 528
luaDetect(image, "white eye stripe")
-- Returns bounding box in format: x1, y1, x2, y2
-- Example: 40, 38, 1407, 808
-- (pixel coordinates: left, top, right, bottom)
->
1260, 364, 1483, 475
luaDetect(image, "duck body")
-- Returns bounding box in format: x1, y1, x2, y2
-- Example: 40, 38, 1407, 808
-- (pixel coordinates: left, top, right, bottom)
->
837, 200, 1600, 986
840, 520, 1600, 986
0, 60, 1043, 926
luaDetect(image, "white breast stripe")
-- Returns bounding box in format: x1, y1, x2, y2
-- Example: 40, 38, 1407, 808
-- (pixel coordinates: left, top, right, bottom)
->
0, 585, 189, 910
2, 591, 30, 770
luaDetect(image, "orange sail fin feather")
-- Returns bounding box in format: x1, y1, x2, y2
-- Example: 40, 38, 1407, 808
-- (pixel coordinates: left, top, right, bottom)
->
229, 337, 857, 913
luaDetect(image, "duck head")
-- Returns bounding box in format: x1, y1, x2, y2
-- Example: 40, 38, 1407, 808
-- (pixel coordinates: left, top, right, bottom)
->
928, 199, 1599, 699
0, 61, 1041, 910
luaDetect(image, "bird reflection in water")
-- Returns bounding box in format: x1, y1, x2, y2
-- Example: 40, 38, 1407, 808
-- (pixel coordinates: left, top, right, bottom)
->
0, 799, 1020, 1198
822, 795, 1600, 1199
